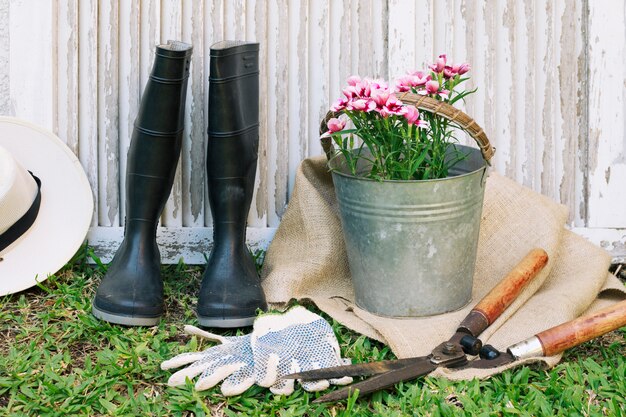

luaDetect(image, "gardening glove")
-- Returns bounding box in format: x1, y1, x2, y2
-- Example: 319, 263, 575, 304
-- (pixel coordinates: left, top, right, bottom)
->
160, 325, 255, 396
251, 306, 353, 395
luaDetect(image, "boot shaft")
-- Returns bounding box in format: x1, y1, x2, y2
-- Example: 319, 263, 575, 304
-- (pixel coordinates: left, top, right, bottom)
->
136, 41, 193, 135
126, 41, 193, 225
207, 41, 260, 240
208, 41, 259, 136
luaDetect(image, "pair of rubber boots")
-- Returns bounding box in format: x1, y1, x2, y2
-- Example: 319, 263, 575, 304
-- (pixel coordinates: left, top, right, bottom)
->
92, 40, 267, 328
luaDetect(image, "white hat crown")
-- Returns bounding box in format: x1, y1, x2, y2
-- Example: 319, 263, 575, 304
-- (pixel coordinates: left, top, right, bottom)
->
0, 145, 39, 237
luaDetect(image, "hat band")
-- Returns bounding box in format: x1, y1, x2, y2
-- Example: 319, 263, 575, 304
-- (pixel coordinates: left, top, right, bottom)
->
0, 173, 41, 253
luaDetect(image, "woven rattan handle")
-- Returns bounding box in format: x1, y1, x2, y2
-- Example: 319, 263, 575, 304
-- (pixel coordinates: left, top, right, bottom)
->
319, 93, 495, 163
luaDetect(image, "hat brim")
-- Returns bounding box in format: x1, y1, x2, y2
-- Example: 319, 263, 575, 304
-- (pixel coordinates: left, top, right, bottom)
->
0, 117, 94, 296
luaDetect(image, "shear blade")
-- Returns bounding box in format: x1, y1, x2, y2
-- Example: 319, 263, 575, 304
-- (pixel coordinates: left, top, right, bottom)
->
283, 357, 428, 381
312, 359, 437, 403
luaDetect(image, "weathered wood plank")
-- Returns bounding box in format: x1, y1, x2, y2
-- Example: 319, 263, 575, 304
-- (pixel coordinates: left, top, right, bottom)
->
586, 0, 626, 228
307, 0, 329, 160
265, 0, 289, 226
433, 0, 455, 59
555, 0, 586, 226
412, 0, 432, 73
8, 1, 54, 129
97, 0, 120, 227
160, 0, 184, 227
224, 0, 245, 40
288, 0, 309, 196
518, 0, 536, 189
118, 0, 140, 224
56, 0, 79, 154
246, 0, 268, 227
534, 2, 557, 197
204, 0, 223, 227
78, 0, 99, 227
181, 0, 206, 227
0, 0, 10, 116
387, 0, 416, 80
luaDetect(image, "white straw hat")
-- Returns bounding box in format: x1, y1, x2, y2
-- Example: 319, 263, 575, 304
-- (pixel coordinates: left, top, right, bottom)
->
0, 117, 93, 296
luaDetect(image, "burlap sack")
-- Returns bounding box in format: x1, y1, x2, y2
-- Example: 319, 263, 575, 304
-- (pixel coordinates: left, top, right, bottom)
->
261, 156, 626, 378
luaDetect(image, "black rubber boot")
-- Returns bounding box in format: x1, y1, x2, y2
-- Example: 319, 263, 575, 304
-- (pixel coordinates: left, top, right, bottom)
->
197, 41, 267, 328
92, 41, 192, 326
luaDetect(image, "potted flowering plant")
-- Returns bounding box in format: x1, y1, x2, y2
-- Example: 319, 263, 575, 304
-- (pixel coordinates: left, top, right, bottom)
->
321, 54, 494, 318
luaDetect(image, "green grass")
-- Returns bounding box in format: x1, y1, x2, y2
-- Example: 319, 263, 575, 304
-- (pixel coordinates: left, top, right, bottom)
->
1, 247, 625, 417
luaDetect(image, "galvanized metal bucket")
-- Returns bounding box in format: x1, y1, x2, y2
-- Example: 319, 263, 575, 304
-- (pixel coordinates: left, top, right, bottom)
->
329, 144, 488, 317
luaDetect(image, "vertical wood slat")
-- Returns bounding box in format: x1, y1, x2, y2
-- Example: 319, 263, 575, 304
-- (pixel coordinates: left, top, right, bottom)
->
554, 0, 586, 226
8, 1, 54, 129
387, 0, 416, 80
496, 0, 514, 179
118, 0, 140, 224
56, 1, 79, 154
97, 0, 119, 227
587, 0, 626, 228
0, 0, 10, 115
535, 2, 557, 200
78, 0, 99, 227
248, 0, 268, 227
182, 0, 206, 227
266, 0, 289, 226
160, 0, 183, 227
288, 0, 309, 197
203, 0, 223, 228
307, 0, 328, 169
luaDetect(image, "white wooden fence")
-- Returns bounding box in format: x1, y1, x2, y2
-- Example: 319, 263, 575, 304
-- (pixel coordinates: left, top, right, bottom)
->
0, 0, 625, 262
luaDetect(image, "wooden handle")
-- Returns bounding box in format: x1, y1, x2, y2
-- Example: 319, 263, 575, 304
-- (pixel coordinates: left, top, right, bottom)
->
537, 299, 626, 357
458, 248, 549, 336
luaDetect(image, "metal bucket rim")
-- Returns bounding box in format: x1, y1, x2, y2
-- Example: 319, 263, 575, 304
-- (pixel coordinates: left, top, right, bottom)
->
328, 144, 488, 184
329, 161, 487, 184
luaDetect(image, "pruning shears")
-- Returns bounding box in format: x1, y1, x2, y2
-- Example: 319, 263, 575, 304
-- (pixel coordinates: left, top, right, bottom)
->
283, 248, 625, 403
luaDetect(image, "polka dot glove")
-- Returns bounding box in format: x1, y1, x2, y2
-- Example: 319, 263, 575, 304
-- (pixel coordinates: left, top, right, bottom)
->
251, 306, 353, 395
160, 325, 255, 396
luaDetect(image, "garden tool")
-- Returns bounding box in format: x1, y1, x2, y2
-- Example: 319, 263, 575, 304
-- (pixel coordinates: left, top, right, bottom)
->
92, 41, 192, 326
161, 306, 353, 395
197, 41, 267, 328
284, 248, 554, 402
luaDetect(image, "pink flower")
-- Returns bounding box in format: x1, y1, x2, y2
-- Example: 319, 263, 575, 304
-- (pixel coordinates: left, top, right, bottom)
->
347, 98, 376, 112
394, 71, 432, 92
455, 63, 470, 75
401, 105, 420, 125
443, 65, 457, 79
377, 95, 404, 117
410, 71, 431, 86
371, 89, 391, 108
326, 117, 346, 134
343, 86, 358, 99
331, 98, 348, 112
355, 80, 372, 97
368, 79, 388, 91
346, 75, 362, 86
425, 80, 440, 95
429, 54, 447, 73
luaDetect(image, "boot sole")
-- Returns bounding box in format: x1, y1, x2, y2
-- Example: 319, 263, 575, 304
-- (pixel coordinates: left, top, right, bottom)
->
92, 305, 161, 327
196, 314, 256, 328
